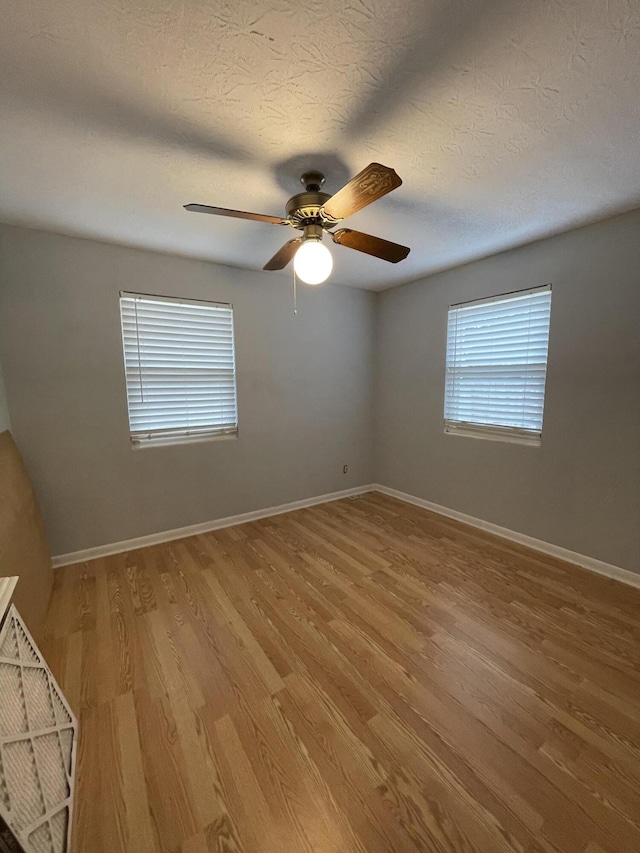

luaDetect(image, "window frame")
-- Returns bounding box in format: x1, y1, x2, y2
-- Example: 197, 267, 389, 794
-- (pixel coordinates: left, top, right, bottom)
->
443, 284, 552, 447
119, 290, 239, 449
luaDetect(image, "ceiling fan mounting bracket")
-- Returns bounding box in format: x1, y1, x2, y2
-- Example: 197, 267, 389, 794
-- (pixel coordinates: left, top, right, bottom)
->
300, 171, 325, 192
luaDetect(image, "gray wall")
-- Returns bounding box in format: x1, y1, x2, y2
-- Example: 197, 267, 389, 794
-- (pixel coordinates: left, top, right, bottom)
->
0, 225, 375, 556
3, 211, 639, 572
376, 208, 640, 573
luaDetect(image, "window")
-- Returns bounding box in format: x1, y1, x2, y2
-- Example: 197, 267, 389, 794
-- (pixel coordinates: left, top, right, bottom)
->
444, 285, 551, 446
120, 292, 238, 447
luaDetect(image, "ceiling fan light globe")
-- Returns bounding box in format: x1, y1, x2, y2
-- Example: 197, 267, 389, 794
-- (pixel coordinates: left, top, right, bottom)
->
294, 240, 333, 285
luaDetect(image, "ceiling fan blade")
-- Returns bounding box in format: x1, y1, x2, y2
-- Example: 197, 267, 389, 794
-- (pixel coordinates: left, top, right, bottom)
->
320, 163, 402, 220
263, 238, 303, 271
331, 228, 410, 263
184, 204, 288, 225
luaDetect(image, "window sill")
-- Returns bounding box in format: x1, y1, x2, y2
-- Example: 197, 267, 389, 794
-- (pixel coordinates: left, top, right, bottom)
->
131, 432, 239, 450
444, 424, 541, 447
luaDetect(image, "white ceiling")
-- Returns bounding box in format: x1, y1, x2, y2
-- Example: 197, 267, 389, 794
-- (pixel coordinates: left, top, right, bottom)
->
1, 1, 640, 290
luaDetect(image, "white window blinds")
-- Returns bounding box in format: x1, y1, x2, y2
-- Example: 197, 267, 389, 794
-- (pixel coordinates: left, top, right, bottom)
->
120, 292, 238, 446
444, 285, 551, 445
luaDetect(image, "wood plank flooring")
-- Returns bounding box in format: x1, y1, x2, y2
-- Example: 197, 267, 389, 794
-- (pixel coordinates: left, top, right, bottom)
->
41, 492, 640, 853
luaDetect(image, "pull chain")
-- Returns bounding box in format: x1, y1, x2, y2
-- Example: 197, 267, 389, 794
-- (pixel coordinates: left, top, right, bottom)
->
293, 266, 298, 315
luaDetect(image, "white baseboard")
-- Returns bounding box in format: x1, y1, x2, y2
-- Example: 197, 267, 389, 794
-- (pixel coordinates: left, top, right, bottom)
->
51, 484, 377, 568
373, 484, 640, 590
52, 481, 640, 590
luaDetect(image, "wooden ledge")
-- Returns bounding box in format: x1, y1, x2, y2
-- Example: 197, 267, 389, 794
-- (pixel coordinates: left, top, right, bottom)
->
0, 576, 18, 624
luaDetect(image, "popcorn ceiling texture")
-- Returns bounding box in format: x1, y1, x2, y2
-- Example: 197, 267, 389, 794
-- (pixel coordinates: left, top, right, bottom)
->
1, 0, 640, 289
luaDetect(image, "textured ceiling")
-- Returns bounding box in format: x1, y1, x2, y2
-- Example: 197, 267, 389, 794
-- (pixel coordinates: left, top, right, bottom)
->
1, 1, 640, 290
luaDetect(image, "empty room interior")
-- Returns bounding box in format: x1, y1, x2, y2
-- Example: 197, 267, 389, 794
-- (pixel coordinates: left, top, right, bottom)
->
1, 1, 639, 852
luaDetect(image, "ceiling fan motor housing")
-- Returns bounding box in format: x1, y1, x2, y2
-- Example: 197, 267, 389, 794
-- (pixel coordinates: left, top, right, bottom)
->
286, 191, 338, 229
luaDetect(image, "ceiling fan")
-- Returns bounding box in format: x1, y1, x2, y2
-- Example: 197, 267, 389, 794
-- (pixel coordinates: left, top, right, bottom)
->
184, 163, 410, 285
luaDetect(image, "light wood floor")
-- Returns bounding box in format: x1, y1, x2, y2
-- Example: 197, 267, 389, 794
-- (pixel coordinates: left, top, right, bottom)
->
42, 492, 640, 853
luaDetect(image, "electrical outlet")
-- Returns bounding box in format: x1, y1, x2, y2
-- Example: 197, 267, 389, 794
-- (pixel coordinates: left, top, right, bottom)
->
343, 464, 348, 474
